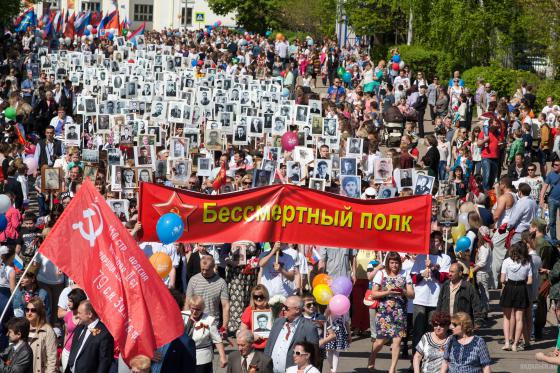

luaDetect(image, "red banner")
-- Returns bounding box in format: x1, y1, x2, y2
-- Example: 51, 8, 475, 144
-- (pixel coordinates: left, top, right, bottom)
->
39, 180, 184, 361
139, 183, 432, 254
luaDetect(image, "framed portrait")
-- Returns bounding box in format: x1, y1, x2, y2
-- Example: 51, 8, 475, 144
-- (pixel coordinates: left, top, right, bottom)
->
107, 148, 123, 167
64, 124, 80, 146
136, 166, 154, 184
41, 167, 62, 192
271, 115, 286, 136
377, 186, 397, 199
252, 310, 272, 338
294, 104, 309, 125
313, 159, 332, 185
309, 178, 325, 192
108, 199, 129, 221
322, 118, 337, 137
263, 146, 281, 163
155, 160, 167, 179
438, 197, 458, 225
293, 146, 314, 166
197, 157, 212, 177
252, 169, 273, 188
340, 175, 361, 198
310, 115, 323, 135
171, 159, 191, 186
204, 129, 222, 151
97, 114, 110, 133
121, 167, 137, 189
374, 158, 393, 183
340, 157, 357, 176
136, 134, 157, 147
83, 165, 98, 182
133, 145, 156, 169
346, 138, 363, 156
286, 161, 303, 185
170, 137, 189, 159
414, 174, 435, 196
233, 125, 248, 146
398, 168, 414, 190
82, 149, 99, 164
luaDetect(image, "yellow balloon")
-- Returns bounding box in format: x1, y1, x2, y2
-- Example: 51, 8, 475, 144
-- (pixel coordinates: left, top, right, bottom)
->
451, 223, 466, 243
313, 284, 333, 305
149, 252, 172, 279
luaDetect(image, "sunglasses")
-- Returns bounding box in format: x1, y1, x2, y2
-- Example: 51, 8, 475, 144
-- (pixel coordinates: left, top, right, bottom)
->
25, 308, 37, 314
450, 323, 458, 328
528, 168, 536, 171
243, 181, 252, 185
293, 351, 309, 356
432, 322, 447, 328
253, 295, 265, 301
304, 302, 316, 308
554, 164, 560, 167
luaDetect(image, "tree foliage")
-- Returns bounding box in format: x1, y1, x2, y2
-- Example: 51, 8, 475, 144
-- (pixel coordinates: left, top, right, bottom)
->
0, 0, 38, 27
386, 45, 456, 81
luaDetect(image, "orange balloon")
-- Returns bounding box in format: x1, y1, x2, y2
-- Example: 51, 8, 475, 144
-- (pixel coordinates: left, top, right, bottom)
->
312, 273, 331, 289
149, 252, 172, 279
275, 33, 284, 41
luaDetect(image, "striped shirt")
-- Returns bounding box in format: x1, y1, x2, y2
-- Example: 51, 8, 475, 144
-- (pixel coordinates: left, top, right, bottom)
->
186, 273, 229, 325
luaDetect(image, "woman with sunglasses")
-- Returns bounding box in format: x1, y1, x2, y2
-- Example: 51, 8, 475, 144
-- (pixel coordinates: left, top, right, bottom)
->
441, 312, 491, 373
25, 296, 58, 373
412, 311, 451, 373
240, 285, 271, 350
286, 341, 320, 373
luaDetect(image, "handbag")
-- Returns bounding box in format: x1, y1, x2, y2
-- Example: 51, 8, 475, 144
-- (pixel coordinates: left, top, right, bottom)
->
538, 279, 552, 298
363, 271, 384, 309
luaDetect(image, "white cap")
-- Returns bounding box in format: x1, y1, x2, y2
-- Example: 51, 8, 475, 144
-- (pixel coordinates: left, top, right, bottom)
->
0, 246, 9, 255
364, 187, 376, 197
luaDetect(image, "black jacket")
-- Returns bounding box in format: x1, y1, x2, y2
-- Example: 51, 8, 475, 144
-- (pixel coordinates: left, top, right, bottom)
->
4, 176, 23, 210
507, 163, 528, 181
437, 279, 482, 323
36, 139, 63, 168
413, 94, 428, 112
65, 321, 114, 373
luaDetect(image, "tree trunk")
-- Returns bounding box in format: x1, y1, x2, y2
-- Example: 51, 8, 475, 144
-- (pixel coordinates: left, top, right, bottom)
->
407, 4, 413, 45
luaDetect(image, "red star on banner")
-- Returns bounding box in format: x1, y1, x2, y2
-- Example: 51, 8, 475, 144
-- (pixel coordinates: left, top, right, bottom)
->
152, 192, 197, 232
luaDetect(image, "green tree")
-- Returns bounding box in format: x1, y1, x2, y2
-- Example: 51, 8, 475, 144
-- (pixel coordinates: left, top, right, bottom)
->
208, 0, 281, 34
0, 0, 40, 27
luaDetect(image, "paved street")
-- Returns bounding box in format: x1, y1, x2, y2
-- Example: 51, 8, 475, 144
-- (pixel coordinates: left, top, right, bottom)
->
214, 289, 558, 372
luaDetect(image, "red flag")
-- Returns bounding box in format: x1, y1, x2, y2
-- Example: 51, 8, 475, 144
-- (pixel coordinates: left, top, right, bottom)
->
64, 12, 75, 38
39, 180, 183, 361
212, 164, 227, 191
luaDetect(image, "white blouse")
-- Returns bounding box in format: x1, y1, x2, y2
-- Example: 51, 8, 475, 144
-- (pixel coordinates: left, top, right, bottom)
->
183, 312, 222, 365
500, 258, 532, 281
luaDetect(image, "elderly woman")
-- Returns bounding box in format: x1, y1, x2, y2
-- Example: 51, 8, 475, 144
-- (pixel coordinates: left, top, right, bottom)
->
240, 284, 271, 350
184, 295, 227, 373
26, 296, 57, 373
440, 312, 491, 373
413, 311, 451, 373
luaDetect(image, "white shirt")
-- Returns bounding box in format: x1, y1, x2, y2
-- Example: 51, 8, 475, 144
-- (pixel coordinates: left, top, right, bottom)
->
500, 257, 532, 281
259, 248, 298, 297
272, 317, 301, 373
286, 366, 321, 373
72, 319, 100, 372
411, 254, 452, 307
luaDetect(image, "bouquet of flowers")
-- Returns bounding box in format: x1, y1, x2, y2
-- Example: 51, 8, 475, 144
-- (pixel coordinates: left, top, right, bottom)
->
269, 295, 286, 319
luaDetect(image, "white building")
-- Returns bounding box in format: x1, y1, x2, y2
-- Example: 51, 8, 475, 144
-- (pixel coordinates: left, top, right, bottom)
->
36, 0, 236, 31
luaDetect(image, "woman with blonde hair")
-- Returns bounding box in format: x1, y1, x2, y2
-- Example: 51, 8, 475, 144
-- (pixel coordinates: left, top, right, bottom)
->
25, 296, 57, 372
440, 312, 491, 372
240, 284, 271, 350
129, 355, 151, 373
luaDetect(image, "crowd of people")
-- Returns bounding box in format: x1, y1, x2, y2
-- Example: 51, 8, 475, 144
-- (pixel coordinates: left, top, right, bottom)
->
0, 21, 559, 373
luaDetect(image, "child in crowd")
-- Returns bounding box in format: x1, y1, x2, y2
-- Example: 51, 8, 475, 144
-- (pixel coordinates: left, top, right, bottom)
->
0, 317, 32, 371
302, 292, 335, 371
324, 308, 351, 373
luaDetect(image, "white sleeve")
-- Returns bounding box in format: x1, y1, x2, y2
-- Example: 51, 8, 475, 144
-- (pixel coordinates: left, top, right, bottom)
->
501, 258, 510, 274
373, 270, 384, 286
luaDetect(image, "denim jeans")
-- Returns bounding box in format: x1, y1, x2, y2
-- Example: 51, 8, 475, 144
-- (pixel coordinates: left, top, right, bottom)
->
481, 158, 498, 191
549, 197, 560, 243
438, 161, 448, 181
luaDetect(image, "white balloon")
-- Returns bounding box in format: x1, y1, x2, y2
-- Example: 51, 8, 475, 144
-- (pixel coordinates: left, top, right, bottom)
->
458, 212, 470, 230
88, 35, 94, 41
0, 195, 10, 214
399, 61, 405, 69
58, 38, 64, 44
81, 35, 86, 41
86, 24, 93, 31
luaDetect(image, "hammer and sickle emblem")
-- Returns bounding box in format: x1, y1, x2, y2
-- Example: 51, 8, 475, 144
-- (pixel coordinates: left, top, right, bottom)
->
72, 203, 104, 248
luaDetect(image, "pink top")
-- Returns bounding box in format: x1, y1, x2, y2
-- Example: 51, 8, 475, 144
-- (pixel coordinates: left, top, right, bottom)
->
0, 207, 22, 242
63, 311, 78, 352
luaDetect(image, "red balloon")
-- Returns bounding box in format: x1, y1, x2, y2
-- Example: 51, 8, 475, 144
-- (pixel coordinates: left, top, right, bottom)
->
281, 132, 298, 151
92, 28, 97, 34
392, 62, 400, 71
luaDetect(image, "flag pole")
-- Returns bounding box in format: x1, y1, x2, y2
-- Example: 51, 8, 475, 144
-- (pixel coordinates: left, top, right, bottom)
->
0, 251, 40, 323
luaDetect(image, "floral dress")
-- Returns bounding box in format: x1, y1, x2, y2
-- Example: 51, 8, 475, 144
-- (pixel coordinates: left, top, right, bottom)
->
373, 270, 410, 338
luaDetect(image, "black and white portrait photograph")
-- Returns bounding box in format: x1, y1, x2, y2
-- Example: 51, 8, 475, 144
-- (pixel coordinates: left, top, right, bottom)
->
108, 199, 129, 221
233, 125, 248, 145
136, 167, 154, 184
248, 117, 263, 136
399, 168, 413, 189
346, 138, 363, 156
438, 198, 458, 224
340, 157, 357, 176
64, 124, 80, 146
83, 165, 98, 182
205, 129, 222, 151
309, 178, 325, 191
155, 160, 167, 179
340, 175, 361, 198
323, 118, 337, 137
121, 168, 137, 189
172, 160, 190, 185
150, 101, 167, 119
271, 115, 286, 136
309, 100, 322, 115
414, 174, 435, 195
170, 137, 188, 159
287, 161, 302, 184
197, 157, 212, 177
374, 158, 393, 183
97, 114, 110, 132
295, 105, 309, 124
134, 145, 156, 168
252, 310, 272, 338
252, 169, 273, 188
313, 159, 332, 183
42, 167, 62, 192
311, 115, 323, 135
377, 186, 397, 199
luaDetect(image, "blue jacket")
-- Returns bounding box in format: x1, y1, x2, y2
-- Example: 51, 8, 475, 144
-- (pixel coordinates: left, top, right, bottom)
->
13, 287, 50, 320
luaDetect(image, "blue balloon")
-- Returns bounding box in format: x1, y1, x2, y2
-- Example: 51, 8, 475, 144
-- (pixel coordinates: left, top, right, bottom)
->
265, 30, 272, 37
191, 59, 198, 67
455, 236, 471, 252
0, 214, 6, 232
281, 87, 290, 97
393, 54, 401, 63
156, 213, 184, 244
84, 29, 90, 36
107, 33, 114, 40
342, 71, 352, 83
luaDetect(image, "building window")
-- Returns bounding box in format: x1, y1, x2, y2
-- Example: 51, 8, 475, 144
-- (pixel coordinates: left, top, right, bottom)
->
43, 0, 61, 10
181, 7, 193, 26
133, 4, 153, 22
81, 1, 101, 11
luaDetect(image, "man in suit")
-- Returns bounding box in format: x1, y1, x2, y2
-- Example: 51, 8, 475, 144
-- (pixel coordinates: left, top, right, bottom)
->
228, 330, 273, 373
0, 317, 33, 372
66, 300, 114, 373
264, 296, 319, 372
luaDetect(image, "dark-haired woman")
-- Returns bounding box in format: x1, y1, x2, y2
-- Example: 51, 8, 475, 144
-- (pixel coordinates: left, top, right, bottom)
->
413, 311, 451, 373
61, 288, 87, 371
